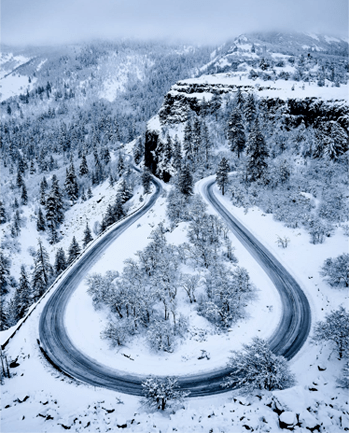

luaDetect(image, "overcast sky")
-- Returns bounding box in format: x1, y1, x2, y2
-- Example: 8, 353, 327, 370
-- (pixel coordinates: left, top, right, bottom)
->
1, 0, 348, 46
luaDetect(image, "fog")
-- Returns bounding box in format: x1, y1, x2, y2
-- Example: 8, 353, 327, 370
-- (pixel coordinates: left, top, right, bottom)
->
1, 0, 348, 46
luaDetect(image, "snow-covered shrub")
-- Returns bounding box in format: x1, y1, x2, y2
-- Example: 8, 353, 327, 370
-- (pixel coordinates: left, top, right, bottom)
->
312, 306, 349, 359
147, 316, 188, 353
320, 253, 349, 288
142, 376, 189, 411
223, 337, 295, 392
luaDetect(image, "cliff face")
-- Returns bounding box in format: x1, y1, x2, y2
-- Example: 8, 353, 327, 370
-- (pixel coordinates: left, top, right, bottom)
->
145, 73, 349, 180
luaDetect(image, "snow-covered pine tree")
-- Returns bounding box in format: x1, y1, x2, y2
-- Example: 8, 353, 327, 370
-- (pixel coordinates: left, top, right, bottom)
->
32, 239, 53, 301
141, 168, 152, 195
244, 93, 257, 126
172, 135, 182, 171
223, 337, 295, 392
21, 183, 28, 205
216, 157, 230, 195
177, 164, 193, 196
79, 153, 89, 176
133, 137, 144, 165
83, 223, 93, 248
54, 247, 67, 276
117, 153, 125, 177
234, 87, 245, 110
183, 120, 193, 162
228, 108, 246, 158
0, 201, 7, 224
65, 160, 79, 204
117, 179, 132, 204
13, 265, 31, 320
39, 177, 48, 206
36, 207, 46, 232
67, 236, 81, 265
0, 252, 11, 295
246, 119, 269, 182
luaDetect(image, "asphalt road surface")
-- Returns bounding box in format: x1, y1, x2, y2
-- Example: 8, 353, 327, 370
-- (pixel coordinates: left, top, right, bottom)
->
39, 176, 311, 397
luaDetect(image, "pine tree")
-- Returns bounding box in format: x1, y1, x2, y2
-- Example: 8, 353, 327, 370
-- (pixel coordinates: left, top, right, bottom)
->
67, 236, 81, 265
101, 204, 116, 232
177, 165, 193, 196
172, 135, 182, 171
244, 93, 257, 125
183, 120, 193, 162
54, 247, 67, 276
234, 88, 245, 110
117, 153, 125, 177
246, 120, 269, 182
0, 252, 11, 295
142, 168, 152, 195
216, 157, 230, 195
201, 122, 211, 168
79, 154, 89, 176
16, 169, 24, 188
117, 179, 132, 204
21, 183, 28, 205
113, 197, 125, 221
100, 144, 111, 166
14, 265, 31, 320
65, 160, 79, 204
0, 201, 6, 224
228, 109, 246, 158
133, 137, 144, 165
87, 187, 93, 199
93, 150, 104, 184
29, 160, 36, 175
36, 207, 46, 232
39, 177, 48, 206
83, 223, 93, 248
32, 239, 53, 301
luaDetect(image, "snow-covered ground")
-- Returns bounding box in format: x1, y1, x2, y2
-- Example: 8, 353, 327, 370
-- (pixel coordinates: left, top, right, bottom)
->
1, 173, 348, 432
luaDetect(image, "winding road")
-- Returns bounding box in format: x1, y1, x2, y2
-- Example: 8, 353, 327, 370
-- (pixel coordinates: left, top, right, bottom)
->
39, 176, 311, 397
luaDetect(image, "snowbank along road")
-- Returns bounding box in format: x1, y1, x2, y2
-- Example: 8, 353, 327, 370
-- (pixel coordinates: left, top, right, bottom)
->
39, 175, 311, 397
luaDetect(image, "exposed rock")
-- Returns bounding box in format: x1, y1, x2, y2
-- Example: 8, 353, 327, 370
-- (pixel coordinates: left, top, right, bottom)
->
279, 411, 298, 429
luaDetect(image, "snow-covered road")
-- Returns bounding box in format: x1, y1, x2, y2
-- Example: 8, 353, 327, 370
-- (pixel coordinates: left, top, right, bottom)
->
38, 175, 311, 396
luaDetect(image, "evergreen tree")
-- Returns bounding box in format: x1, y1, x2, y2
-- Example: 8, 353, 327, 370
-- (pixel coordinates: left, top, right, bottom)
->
36, 207, 46, 232
177, 165, 193, 196
246, 120, 269, 182
117, 179, 132, 204
54, 247, 67, 276
234, 88, 245, 110
141, 168, 152, 195
16, 169, 24, 188
83, 223, 93, 248
0, 201, 6, 224
183, 120, 193, 162
93, 150, 104, 184
39, 177, 48, 206
14, 265, 31, 320
79, 154, 89, 176
201, 122, 211, 168
216, 157, 230, 195
228, 109, 246, 158
133, 137, 144, 165
87, 187, 93, 199
113, 197, 125, 221
21, 183, 28, 205
101, 204, 116, 232
172, 135, 182, 171
32, 239, 53, 301
67, 236, 81, 265
244, 93, 257, 125
117, 153, 125, 177
65, 160, 79, 204
0, 252, 11, 295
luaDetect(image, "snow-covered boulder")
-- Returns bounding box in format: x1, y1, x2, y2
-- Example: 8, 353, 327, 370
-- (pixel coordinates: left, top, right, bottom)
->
279, 411, 298, 429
